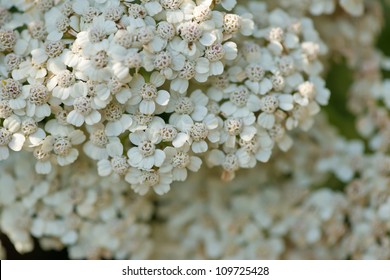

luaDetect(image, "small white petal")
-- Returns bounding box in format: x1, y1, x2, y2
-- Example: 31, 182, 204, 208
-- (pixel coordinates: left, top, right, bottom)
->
35, 161, 52, 174
154, 149, 166, 167
192, 141, 208, 154
139, 100, 155, 114
156, 90, 170, 106
0, 146, 10, 160
8, 133, 25, 151
98, 159, 112, 176
85, 111, 101, 125
172, 133, 189, 147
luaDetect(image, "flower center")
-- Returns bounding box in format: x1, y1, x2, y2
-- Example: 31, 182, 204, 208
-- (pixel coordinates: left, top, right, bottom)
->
180, 22, 202, 42
0, 100, 12, 118
222, 154, 239, 172
45, 41, 64, 58
160, 0, 183, 10
172, 152, 190, 168
74, 96, 93, 115
30, 84, 50, 105
190, 123, 208, 141
22, 119, 38, 136
0, 127, 12, 146
33, 147, 50, 161
157, 21, 175, 40
205, 43, 225, 62
91, 129, 108, 148
175, 97, 194, 114
93, 50, 109, 68
104, 102, 123, 121
261, 96, 279, 113
223, 14, 241, 34
139, 140, 156, 157
245, 64, 265, 82
161, 125, 178, 142
230, 87, 249, 107
141, 170, 160, 187
225, 118, 243, 136
58, 70, 75, 88
53, 137, 72, 156
1, 78, 21, 100
140, 83, 158, 101
111, 156, 129, 175
154, 51, 172, 70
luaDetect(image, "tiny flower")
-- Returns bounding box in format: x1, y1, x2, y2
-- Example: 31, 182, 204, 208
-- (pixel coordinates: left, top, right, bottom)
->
127, 129, 166, 170
257, 94, 293, 129
125, 167, 173, 195
175, 114, 220, 153
83, 124, 121, 161
161, 143, 202, 181
22, 83, 52, 121
128, 72, 170, 115
167, 90, 209, 123
97, 141, 130, 177
220, 113, 257, 149
44, 130, 86, 166
66, 89, 101, 127
220, 85, 261, 118
0, 125, 25, 160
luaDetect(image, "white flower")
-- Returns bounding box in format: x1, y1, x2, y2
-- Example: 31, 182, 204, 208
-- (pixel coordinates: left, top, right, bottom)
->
110, 45, 142, 82
268, 123, 293, 152
143, 49, 186, 80
83, 124, 121, 160
148, 116, 189, 148
5, 115, 45, 147
128, 73, 170, 115
161, 0, 186, 24
161, 143, 202, 181
257, 94, 293, 129
0, 78, 26, 112
11, 57, 47, 83
238, 128, 274, 166
197, 0, 237, 11
46, 65, 85, 103
76, 41, 113, 82
66, 91, 101, 127
220, 85, 261, 118
204, 41, 238, 76
207, 148, 250, 181
22, 84, 52, 121
97, 141, 130, 177
309, 0, 336, 15
0, 203, 33, 253
103, 101, 133, 137
127, 129, 166, 170
125, 167, 173, 195
44, 129, 86, 166
168, 90, 209, 123
175, 113, 220, 153
77, 15, 117, 52
220, 113, 257, 149
0, 124, 25, 161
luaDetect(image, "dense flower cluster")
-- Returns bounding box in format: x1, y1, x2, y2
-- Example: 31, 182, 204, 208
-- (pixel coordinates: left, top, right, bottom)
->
0, 0, 329, 195
1, 0, 390, 260
0, 151, 153, 259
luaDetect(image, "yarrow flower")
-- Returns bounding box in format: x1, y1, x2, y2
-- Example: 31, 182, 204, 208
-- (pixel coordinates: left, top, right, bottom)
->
2, 0, 371, 261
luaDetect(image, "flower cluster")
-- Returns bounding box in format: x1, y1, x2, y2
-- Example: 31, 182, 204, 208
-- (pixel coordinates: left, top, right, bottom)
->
2, 0, 390, 261
0, 0, 329, 195
0, 151, 153, 259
